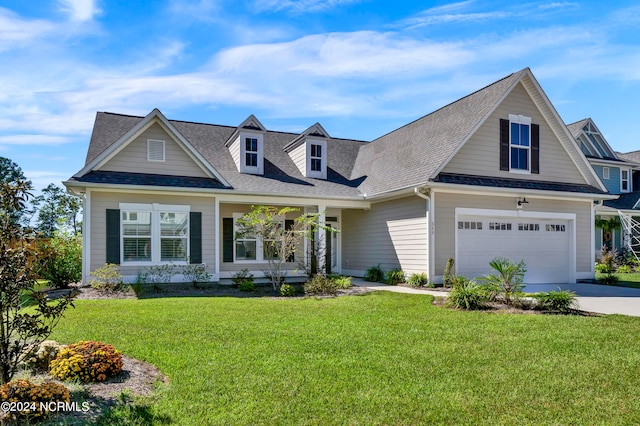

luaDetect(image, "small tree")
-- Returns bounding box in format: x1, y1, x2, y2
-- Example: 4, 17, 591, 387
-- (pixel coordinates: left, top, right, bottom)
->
235, 206, 329, 291
0, 180, 76, 384
480, 257, 526, 306
36, 231, 82, 289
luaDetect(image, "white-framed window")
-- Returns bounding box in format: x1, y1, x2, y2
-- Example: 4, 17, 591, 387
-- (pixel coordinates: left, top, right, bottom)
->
621, 169, 630, 192
310, 144, 322, 172
245, 137, 258, 168
509, 114, 531, 173
545, 224, 566, 232
233, 213, 284, 262
458, 221, 482, 230
518, 223, 540, 231
120, 203, 190, 264
489, 222, 512, 231
603, 167, 610, 180
147, 139, 165, 162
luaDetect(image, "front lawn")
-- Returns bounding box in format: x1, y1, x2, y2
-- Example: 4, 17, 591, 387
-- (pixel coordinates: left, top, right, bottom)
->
51, 292, 640, 425
595, 272, 640, 288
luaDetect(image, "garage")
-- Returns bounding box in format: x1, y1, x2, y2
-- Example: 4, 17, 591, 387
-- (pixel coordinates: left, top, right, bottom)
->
455, 209, 574, 284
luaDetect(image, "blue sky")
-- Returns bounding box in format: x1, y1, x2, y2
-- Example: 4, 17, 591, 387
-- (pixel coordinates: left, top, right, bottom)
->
1, 0, 640, 191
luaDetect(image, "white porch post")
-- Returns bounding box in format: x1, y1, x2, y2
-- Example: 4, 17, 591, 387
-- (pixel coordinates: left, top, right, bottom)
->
214, 197, 220, 281
317, 204, 326, 273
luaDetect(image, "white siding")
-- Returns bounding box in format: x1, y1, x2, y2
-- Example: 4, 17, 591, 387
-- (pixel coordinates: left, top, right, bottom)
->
101, 123, 209, 177
229, 137, 241, 171
434, 191, 592, 277
89, 191, 216, 278
342, 196, 428, 276
442, 82, 586, 184
289, 143, 307, 176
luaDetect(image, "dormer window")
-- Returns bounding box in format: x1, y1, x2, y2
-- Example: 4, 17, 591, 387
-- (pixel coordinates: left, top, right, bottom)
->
310, 144, 322, 172
622, 169, 630, 192
245, 138, 258, 167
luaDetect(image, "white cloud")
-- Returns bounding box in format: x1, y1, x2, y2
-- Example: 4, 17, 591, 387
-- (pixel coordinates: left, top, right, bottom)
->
0, 8, 55, 51
538, 2, 579, 10
0, 135, 73, 145
57, 0, 101, 22
253, 0, 361, 14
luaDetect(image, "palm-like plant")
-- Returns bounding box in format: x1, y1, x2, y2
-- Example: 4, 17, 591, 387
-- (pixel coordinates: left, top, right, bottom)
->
481, 257, 526, 305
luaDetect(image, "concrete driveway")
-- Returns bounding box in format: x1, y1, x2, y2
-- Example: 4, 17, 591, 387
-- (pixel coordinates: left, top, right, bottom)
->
353, 278, 640, 317
523, 283, 640, 317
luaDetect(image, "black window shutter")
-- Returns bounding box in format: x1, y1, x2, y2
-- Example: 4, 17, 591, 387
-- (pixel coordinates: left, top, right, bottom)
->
499, 119, 510, 171
285, 219, 295, 262
189, 212, 202, 264
531, 123, 540, 174
106, 209, 121, 265
223, 218, 234, 263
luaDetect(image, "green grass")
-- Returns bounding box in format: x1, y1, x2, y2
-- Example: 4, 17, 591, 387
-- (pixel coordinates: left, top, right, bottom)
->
595, 272, 640, 288
50, 292, 640, 425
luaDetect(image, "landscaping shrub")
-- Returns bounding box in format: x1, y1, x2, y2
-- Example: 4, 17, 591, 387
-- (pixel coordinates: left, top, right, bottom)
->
385, 268, 405, 285
238, 281, 255, 292
139, 264, 177, 284
616, 265, 632, 274
24, 340, 62, 373
231, 269, 254, 288
599, 274, 619, 285
50, 340, 123, 382
480, 258, 526, 305
35, 232, 82, 289
595, 263, 610, 274
443, 258, 456, 287
534, 289, 577, 312
0, 379, 70, 421
280, 284, 296, 297
182, 263, 211, 288
90, 263, 123, 291
332, 275, 352, 289
446, 279, 488, 310
407, 273, 428, 287
364, 264, 385, 282
304, 274, 338, 296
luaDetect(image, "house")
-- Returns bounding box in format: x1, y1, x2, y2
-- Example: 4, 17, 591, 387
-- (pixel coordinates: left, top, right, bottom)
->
64, 68, 614, 285
567, 119, 640, 254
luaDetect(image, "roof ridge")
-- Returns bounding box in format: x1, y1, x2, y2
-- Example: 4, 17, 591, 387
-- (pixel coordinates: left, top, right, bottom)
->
369, 69, 522, 143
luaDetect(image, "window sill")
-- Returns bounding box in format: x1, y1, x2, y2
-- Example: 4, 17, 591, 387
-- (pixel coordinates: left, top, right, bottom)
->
509, 169, 531, 175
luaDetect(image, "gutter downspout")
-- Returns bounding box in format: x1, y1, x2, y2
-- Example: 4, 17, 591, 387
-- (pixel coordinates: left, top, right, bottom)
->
414, 187, 433, 282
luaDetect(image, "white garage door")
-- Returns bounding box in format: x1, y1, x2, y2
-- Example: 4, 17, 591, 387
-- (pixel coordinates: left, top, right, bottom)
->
457, 214, 571, 283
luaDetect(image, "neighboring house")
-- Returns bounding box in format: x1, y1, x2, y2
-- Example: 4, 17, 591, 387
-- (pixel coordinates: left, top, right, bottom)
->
64, 68, 614, 285
567, 119, 640, 254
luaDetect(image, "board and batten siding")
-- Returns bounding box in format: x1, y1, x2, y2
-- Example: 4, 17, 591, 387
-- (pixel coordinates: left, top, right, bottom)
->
442, 83, 586, 185
433, 191, 592, 277
89, 191, 216, 277
101, 123, 209, 178
342, 196, 428, 276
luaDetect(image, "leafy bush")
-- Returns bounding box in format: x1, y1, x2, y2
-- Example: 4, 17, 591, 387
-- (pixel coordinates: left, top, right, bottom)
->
446, 279, 488, 310
280, 284, 296, 297
407, 273, 428, 287
0, 379, 70, 421
595, 263, 610, 273
364, 264, 384, 282
231, 269, 254, 288
599, 274, 619, 285
238, 281, 255, 292
534, 289, 577, 312
182, 263, 211, 288
50, 340, 123, 382
443, 258, 456, 288
139, 263, 177, 284
616, 265, 632, 274
304, 274, 338, 296
332, 275, 352, 289
36, 232, 82, 288
24, 340, 62, 373
90, 263, 123, 291
385, 268, 405, 285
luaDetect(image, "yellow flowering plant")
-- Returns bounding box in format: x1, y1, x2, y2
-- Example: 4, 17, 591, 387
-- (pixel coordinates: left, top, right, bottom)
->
49, 341, 123, 382
0, 379, 69, 421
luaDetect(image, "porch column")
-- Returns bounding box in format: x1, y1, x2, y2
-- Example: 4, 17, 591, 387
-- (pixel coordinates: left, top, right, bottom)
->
317, 204, 326, 273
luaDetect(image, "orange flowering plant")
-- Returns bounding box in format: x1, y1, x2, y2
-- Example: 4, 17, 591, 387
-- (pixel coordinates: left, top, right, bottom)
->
49, 341, 123, 382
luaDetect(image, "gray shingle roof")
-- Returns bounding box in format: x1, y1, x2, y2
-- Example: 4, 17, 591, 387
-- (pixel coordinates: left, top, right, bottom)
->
80, 113, 368, 198
603, 190, 640, 210
435, 173, 606, 194
73, 171, 226, 189
350, 69, 528, 196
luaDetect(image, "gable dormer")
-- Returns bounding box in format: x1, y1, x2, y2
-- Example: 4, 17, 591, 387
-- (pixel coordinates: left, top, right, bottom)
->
572, 119, 617, 160
225, 115, 266, 175
284, 123, 329, 180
